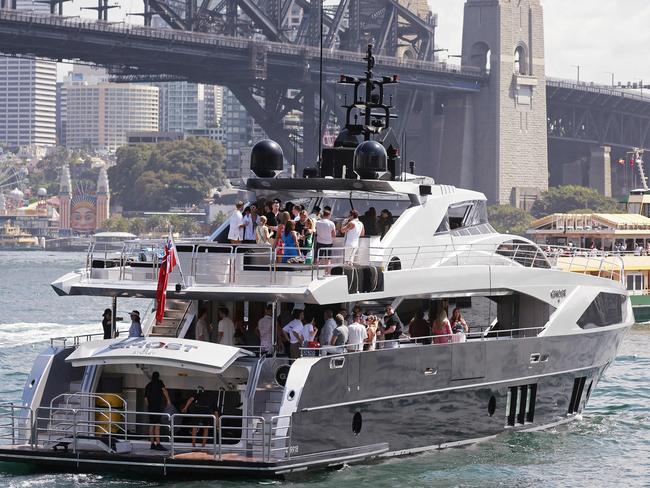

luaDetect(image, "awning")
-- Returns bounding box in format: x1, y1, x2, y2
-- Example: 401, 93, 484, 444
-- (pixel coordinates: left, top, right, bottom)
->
66, 337, 254, 374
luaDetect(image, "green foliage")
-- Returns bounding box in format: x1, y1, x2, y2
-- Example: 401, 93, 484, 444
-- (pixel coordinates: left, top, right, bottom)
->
101, 216, 130, 233
109, 138, 225, 211
488, 205, 533, 236
209, 211, 228, 233
530, 185, 623, 218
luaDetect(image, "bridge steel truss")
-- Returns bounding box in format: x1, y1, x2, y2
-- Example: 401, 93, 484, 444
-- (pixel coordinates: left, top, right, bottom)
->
0, 7, 481, 169
547, 79, 650, 151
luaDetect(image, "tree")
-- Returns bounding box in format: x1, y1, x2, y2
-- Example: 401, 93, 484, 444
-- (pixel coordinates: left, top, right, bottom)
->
488, 205, 533, 236
530, 185, 623, 218
108, 138, 225, 211
101, 216, 130, 233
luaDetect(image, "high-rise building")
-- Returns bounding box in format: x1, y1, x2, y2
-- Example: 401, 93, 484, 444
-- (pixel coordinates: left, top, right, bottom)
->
65, 83, 159, 152
156, 82, 223, 132
0, 0, 57, 148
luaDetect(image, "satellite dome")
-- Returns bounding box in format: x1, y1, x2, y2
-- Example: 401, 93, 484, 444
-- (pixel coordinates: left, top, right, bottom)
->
354, 140, 388, 179
37, 187, 47, 198
9, 188, 24, 201
250, 139, 284, 178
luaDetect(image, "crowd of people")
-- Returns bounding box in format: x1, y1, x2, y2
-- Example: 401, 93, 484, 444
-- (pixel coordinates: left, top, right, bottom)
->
226, 198, 395, 264
188, 302, 470, 358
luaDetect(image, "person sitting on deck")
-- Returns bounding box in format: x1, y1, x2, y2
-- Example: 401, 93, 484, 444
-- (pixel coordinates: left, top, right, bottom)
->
181, 386, 219, 449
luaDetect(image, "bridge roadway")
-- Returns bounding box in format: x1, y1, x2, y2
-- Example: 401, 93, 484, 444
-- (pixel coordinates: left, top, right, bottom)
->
0, 9, 482, 91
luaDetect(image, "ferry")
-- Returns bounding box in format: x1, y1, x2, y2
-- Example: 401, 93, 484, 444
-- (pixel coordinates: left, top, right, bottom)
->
0, 47, 633, 478
528, 175, 650, 322
0, 220, 41, 250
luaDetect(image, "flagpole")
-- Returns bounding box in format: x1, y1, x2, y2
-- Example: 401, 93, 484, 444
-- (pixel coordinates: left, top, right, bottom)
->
169, 227, 186, 288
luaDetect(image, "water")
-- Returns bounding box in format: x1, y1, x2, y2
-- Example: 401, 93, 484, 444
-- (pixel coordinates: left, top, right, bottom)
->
0, 251, 648, 487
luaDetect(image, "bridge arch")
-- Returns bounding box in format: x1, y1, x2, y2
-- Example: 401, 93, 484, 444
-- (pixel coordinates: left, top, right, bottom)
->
469, 41, 491, 73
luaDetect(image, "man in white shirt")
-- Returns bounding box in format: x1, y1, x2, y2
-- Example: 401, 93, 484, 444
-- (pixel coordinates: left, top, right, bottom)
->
341, 209, 365, 264
257, 304, 274, 355
347, 313, 367, 352
281, 309, 304, 358
227, 201, 245, 244
217, 307, 235, 346
315, 209, 337, 265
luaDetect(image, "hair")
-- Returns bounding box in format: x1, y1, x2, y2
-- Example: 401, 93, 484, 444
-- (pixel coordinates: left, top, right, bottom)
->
349, 209, 359, 219
236, 201, 244, 209
292, 308, 303, 319
334, 314, 345, 326
353, 313, 361, 322
323, 205, 332, 212
103, 308, 111, 317
265, 303, 273, 311
414, 309, 424, 320
219, 307, 229, 317
324, 309, 333, 319
322, 209, 331, 218
198, 307, 208, 317
152, 371, 160, 380
259, 215, 267, 225
451, 308, 462, 321
284, 220, 295, 236
299, 209, 308, 218
313, 205, 321, 213
243, 206, 251, 214
280, 211, 291, 225
436, 308, 447, 322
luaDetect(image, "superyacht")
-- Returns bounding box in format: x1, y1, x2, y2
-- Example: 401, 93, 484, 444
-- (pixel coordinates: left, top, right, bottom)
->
0, 46, 633, 477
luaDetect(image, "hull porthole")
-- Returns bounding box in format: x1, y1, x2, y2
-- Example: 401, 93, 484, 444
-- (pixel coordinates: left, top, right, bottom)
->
352, 412, 362, 436
488, 396, 496, 417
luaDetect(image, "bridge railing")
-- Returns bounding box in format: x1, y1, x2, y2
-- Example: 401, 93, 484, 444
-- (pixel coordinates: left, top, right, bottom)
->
0, 9, 484, 79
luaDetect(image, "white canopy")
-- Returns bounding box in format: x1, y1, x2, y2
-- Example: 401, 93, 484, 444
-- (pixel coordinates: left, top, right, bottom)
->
66, 337, 254, 374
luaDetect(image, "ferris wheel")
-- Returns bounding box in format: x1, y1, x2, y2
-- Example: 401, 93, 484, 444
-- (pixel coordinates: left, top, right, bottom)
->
0, 161, 28, 195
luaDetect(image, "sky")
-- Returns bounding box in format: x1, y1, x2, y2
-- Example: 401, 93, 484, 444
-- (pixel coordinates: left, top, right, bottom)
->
430, 0, 650, 86
55, 0, 650, 86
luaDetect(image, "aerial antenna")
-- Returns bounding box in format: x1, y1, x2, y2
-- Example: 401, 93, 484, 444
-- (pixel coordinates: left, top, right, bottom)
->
317, 0, 324, 175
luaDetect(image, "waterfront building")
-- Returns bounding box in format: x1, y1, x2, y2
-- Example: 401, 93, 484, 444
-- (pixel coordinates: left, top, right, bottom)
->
65, 83, 159, 152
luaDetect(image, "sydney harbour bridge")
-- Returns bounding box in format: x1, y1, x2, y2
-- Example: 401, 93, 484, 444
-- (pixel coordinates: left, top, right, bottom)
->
0, 0, 648, 200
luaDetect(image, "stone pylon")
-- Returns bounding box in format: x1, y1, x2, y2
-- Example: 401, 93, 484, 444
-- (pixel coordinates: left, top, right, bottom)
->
459, 0, 549, 206
96, 167, 110, 228
59, 164, 72, 231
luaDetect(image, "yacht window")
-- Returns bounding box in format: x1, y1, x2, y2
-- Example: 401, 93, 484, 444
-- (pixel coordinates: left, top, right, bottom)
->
577, 293, 625, 329
441, 200, 490, 234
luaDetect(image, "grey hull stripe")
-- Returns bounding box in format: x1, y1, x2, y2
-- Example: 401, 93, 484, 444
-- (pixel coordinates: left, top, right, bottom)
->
300, 363, 599, 412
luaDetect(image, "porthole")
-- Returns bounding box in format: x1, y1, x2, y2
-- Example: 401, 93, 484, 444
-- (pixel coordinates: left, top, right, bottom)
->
288, 390, 296, 401
488, 396, 496, 417
352, 412, 362, 436
29, 379, 35, 389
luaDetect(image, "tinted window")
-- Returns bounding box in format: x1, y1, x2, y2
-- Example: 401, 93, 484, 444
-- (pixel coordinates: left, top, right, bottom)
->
577, 293, 625, 329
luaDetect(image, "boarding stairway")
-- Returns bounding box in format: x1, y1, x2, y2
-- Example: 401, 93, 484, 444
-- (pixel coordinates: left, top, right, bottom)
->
149, 299, 193, 338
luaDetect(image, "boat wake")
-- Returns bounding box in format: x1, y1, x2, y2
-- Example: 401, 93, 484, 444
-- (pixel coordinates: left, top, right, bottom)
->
0, 322, 97, 348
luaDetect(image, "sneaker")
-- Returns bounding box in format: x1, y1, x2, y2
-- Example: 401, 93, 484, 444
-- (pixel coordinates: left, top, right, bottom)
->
150, 443, 156, 450
155, 444, 167, 451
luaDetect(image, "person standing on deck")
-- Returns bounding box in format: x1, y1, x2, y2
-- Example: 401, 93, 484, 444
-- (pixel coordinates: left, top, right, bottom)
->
319, 310, 336, 349
341, 210, 365, 264
347, 314, 366, 352
282, 309, 305, 358
216, 308, 235, 346
228, 201, 245, 244
258, 304, 274, 355
195, 308, 212, 342
128, 310, 143, 337
379, 304, 403, 348
330, 314, 349, 355
144, 371, 171, 451
101, 308, 112, 340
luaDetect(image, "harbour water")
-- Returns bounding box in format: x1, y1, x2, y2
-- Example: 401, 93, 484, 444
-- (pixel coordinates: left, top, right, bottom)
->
0, 251, 648, 487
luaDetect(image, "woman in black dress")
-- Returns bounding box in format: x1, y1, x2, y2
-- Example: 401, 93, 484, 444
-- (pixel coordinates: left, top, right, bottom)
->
101, 308, 112, 339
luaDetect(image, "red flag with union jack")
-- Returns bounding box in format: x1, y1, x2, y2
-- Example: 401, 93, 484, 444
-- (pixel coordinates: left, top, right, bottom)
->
155, 232, 178, 324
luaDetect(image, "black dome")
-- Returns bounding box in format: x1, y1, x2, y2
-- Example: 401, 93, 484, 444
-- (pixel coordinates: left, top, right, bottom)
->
354, 140, 387, 179
251, 139, 284, 177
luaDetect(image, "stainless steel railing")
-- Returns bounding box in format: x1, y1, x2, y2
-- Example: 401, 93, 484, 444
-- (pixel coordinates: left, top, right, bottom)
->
0, 403, 294, 462
83, 240, 625, 287
300, 326, 547, 356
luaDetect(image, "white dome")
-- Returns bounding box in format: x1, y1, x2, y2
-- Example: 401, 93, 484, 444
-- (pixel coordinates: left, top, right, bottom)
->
9, 188, 24, 200
37, 187, 47, 197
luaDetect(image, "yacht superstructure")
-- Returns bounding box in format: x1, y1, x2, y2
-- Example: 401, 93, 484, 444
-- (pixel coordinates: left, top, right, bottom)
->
0, 46, 632, 478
